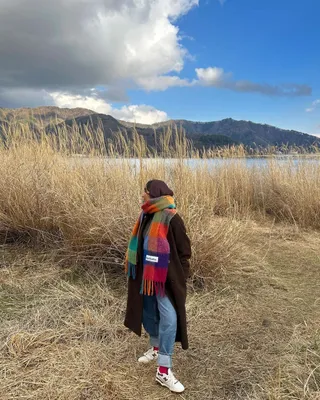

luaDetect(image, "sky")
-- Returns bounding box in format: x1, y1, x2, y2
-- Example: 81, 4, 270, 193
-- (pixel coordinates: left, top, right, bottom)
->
0, 0, 319, 135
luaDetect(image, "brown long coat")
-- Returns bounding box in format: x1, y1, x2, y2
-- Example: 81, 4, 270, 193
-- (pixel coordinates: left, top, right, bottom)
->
124, 213, 191, 350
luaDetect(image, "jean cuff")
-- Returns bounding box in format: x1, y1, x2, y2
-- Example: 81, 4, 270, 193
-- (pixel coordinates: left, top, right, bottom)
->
150, 336, 159, 348
158, 353, 172, 368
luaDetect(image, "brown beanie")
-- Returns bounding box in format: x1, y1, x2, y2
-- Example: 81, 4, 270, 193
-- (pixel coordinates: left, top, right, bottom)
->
146, 180, 174, 198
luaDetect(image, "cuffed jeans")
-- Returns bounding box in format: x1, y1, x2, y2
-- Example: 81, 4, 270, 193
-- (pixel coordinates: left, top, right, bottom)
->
142, 294, 177, 368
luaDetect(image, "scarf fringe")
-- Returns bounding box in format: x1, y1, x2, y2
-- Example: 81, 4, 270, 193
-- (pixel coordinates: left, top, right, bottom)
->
127, 263, 136, 280
140, 280, 165, 297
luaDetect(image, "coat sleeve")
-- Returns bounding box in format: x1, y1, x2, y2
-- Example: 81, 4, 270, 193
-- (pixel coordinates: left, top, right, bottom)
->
170, 214, 192, 280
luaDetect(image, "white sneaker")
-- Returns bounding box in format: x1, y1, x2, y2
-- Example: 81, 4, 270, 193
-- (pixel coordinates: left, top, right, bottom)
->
138, 348, 159, 363
156, 368, 185, 393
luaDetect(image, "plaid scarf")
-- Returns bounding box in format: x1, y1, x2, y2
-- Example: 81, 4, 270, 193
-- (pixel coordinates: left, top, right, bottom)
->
125, 196, 177, 296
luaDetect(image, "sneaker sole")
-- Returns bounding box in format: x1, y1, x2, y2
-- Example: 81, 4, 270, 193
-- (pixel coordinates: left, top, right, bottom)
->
156, 377, 185, 393
138, 357, 158, 363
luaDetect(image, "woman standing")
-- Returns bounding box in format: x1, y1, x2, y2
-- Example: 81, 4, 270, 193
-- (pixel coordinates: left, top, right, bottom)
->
124, 180, 191, 393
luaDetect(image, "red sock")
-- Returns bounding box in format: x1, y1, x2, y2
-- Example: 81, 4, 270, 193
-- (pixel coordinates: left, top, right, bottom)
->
159, 366, 169, 375
153, 346, 159, 351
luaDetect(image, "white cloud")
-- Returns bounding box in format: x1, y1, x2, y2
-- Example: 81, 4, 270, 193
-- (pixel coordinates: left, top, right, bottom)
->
195, 67, 312, 96
0, 0, 202, 110
137, 75, 192, 91
0, 0, 199, 89
127, 66, 312, 97
306, 99, 320, 112
0, 0, 312, 111
195, 67, 228, 86
49, 91, 168, 124
138, 67, 312, 97
111, 105, 168, 124
50, 92, 112, 114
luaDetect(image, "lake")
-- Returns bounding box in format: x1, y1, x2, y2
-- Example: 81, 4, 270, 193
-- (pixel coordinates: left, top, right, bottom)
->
105, 156, 320, 168
71, 155, 320, 172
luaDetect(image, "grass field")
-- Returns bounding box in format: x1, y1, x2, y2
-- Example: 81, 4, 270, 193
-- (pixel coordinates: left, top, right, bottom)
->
0, 223, 319, 399
0, 125, 319, 399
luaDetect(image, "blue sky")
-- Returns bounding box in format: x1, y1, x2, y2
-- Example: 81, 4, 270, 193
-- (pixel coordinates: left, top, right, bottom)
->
128, 0, 319, 134
0, 0, 319, 135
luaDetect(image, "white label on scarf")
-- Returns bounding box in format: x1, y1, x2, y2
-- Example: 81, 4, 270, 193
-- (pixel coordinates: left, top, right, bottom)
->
146, 255, 159, 263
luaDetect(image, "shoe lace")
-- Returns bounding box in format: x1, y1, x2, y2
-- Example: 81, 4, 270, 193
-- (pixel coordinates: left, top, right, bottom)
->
168, 371, 179, 385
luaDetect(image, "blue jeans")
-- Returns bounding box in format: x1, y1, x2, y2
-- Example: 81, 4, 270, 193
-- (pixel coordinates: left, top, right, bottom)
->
142, 294, 177, 368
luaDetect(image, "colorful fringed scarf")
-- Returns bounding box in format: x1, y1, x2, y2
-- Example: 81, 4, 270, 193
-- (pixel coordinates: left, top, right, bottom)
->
125, 196, 177, 296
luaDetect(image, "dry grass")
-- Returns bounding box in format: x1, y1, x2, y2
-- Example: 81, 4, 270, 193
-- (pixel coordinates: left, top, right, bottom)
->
0, 124, 319, 399
0, 137, 255, 280
0, 224, 319, 400
0, 127, 319, 285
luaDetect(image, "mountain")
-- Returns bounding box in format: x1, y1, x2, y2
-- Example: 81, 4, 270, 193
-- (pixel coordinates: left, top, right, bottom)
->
0, 106, 96, 126
147, 118, 319, 148
1, 106, 319, 149
49, 113, 170, 147
61, 113, 125, 136
56, 114, 320, 149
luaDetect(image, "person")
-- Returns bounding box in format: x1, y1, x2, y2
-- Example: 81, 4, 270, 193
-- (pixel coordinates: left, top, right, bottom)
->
124, 180, 191, 393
